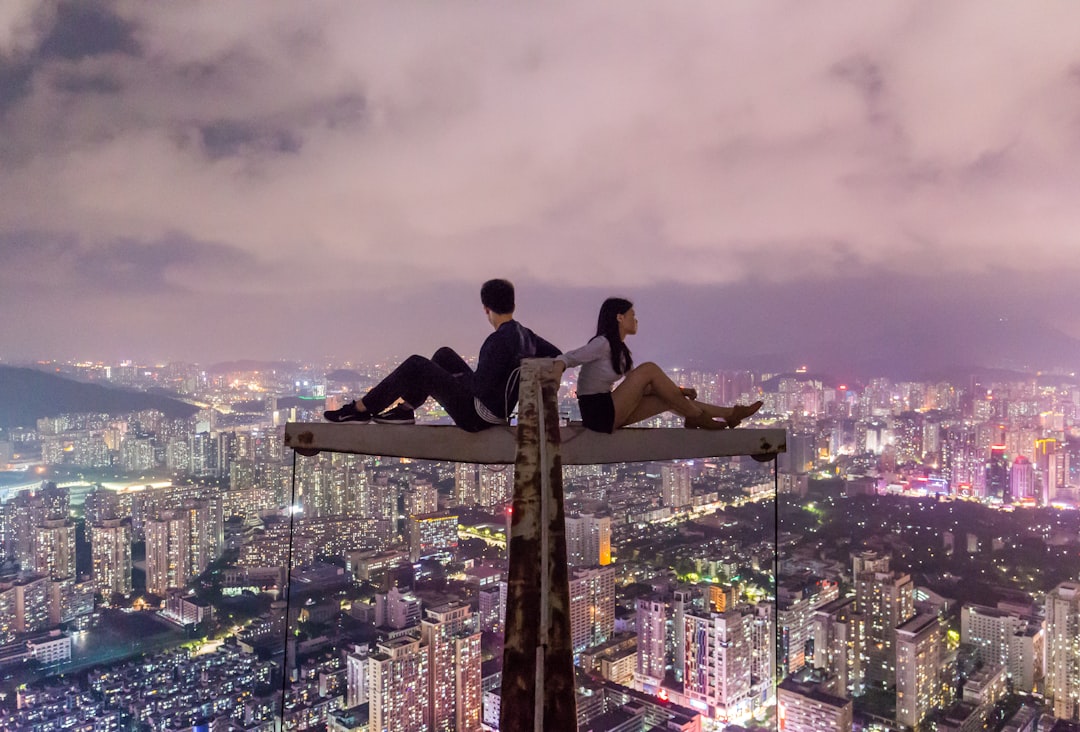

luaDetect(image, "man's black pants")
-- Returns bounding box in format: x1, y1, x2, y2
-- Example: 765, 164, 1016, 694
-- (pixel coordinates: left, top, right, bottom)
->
361, 347, 493, 432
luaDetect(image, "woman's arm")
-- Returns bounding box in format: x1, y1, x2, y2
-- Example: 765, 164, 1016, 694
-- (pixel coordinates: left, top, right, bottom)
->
555, 336, 608, 369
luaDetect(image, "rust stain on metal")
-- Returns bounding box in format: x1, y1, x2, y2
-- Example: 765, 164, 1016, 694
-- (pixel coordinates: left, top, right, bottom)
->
501, 360, 576, 732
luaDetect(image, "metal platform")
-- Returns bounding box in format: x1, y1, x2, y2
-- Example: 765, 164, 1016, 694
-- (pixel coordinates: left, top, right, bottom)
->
284, 422, 786, 464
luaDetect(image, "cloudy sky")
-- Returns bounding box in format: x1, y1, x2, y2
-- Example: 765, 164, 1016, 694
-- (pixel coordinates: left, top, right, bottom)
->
2, 1, 1079, 377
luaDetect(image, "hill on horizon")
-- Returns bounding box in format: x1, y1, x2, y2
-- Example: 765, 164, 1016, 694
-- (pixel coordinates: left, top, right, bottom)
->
0, 366, 200, 429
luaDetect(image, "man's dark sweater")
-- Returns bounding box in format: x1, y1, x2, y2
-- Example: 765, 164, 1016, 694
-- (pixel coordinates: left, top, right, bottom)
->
473, 320, 560, 421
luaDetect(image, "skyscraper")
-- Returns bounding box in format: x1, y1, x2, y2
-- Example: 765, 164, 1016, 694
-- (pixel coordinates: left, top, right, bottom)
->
420, 603, 482, 731
145, 501, 214, 597
565, 513, 612, 567
1009, 456, 1035, 502
478, 467, 511, 507
661, 464, 692, 509
895, 613, 944, 729
345, 644, 369, 709
368, 635, 430, 732
960, 603, 1042, 694
1045, 582, 1080, 719
853, 552, 913, 687
569, 565, 616, 654
683, 607, 754, 724
90, 518, 133, 597
34, 518, 76, 580
635, 595, 668, 687
453, 464, 479, 507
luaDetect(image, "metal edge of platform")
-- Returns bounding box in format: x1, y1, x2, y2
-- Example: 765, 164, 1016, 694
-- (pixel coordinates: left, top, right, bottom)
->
284, 422, 786, 465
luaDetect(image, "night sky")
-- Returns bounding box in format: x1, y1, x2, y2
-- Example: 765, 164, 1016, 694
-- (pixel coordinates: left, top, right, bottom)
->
2, 2, 1079, 378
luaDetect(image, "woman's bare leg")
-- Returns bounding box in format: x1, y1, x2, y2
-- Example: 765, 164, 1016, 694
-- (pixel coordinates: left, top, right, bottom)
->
611, 362, 725, 429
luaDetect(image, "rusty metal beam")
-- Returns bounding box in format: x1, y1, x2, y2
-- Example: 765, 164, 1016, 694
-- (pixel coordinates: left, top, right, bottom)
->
500, 359, 576, 732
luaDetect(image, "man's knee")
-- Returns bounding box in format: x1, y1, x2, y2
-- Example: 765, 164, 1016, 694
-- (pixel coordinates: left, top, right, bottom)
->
402, 354, 430, 369
432, 346, 457, 361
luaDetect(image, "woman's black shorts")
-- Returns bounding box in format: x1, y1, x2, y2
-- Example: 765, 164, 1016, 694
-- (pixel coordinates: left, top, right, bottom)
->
578, 392, 615, 433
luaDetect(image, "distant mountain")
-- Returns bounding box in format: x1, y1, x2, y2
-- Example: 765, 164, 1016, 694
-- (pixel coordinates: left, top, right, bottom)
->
0, 366, 200, 429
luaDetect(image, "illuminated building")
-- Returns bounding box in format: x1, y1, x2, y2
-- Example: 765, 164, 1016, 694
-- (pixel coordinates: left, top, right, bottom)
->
453, 463, 479, 506
570, 566, 616, 654
420, 603, 482, 731
683, 607, 754, 723
635, 595, 668, 687
1035, 438, 1068, 504
1045, 582, 1080, 719
812, 597, 866, 697
853, 552, 913, 687
960, 603, 1042, 693
408, 512, 459, 563
750, 603, 775, 706
985, 445, 1009, 501
777, 678, 852, 732
34, 519, 76, 580
145, 502, 214, 596
90, 519, 133, 597
1, 490, 48, 570
83, 486, 120, 523
479, 466, 511, 507
119, 436, 155, 472
375, 587, 423, 630
1009, 457, 1035, 502
368, 635, 430, 732
408, 479, 439, 516
895, 613, 944, 729
778, 579, 839, 675
661, 464, 692, 509
346, 644, 369, 708
566, 513, 612, 567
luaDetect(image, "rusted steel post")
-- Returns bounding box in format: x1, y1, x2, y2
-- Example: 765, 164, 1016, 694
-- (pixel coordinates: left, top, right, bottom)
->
500, 358, 576, 732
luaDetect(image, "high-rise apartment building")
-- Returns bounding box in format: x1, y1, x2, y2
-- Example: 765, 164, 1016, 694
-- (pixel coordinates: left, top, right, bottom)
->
812, 597, 866, 697
1046, 582, 1080, 719
90, 518, 133, 597
778, 579, 839, 674
145, 501, 214, 596
453, 464, 479, 507
565, 513, 612, 567
1009, 456, 1036, 502
960, 603, 1043, 693
420, 603, 482, 731
661, 464, 692, 509
478, 467, 511, 507
895, 613, 944, 730
368, 635, 430, 732
345, 644, 369, 709
853, 552, 913, 687
683, 607, 754, 724
636, 595, 668, 687
34, 518, 76, 580
569, 566, 616, 654
408, 512, 459, 563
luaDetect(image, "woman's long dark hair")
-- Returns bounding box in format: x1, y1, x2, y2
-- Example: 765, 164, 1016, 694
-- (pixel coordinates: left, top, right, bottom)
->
595, 298, 634, 375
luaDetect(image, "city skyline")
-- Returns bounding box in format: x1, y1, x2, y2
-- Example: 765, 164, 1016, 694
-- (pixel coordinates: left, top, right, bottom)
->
2, 3, 1080, 373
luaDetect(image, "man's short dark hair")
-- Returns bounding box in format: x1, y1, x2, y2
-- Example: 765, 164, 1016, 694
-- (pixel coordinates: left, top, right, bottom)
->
481, 279, 515, 314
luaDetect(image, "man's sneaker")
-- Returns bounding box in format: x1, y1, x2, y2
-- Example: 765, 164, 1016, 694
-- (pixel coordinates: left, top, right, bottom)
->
373, 405, 416, 424
324, 400, 371, 423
